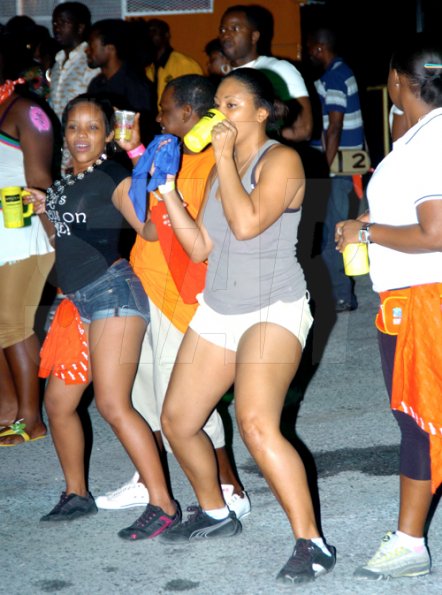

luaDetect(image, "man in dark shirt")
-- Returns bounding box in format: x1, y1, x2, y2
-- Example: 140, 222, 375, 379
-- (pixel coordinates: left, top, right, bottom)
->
86, 18, 157, 145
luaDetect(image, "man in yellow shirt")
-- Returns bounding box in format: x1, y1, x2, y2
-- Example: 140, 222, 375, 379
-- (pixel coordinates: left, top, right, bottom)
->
144, 19, 203, 107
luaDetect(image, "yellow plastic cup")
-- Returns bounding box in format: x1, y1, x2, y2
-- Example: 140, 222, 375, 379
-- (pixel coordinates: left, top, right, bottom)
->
343, 243, 369, 276
0, 186, 33, 228
183, 108, 226, 153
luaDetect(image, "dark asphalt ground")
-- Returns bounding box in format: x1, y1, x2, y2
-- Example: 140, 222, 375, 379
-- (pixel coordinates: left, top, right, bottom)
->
1, 274, 441, 594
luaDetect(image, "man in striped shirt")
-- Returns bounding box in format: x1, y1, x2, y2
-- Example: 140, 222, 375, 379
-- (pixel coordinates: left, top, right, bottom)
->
307, 27, 365, 312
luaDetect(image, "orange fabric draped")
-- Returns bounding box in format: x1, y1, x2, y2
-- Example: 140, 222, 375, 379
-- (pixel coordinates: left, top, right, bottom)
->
149, 200, 206, 304
378, 283, 442, 493
39, 298, 89, 385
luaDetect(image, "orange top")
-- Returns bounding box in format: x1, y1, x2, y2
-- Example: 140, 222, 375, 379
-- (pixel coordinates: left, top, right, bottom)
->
130, 148, 214, 333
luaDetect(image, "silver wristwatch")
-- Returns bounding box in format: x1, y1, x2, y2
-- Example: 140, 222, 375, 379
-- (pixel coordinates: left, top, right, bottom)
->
359, 222, 374, 244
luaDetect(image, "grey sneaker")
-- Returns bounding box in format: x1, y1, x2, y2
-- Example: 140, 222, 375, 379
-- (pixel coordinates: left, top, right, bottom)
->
40, 491, 98, 522
160, 506, 242, 543
354, 531, 431, 580
276, 539, 336, 584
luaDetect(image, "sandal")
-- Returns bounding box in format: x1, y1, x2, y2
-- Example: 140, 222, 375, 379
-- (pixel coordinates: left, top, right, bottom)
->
0, 419, 46, 447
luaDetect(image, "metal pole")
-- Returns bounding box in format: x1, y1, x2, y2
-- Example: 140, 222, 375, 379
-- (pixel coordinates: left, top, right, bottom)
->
416, 0, 424, 32
367, 84, 391, 158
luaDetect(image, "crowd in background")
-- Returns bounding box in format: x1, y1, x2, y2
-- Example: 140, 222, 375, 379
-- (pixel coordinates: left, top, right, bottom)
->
1, 1, 441, 587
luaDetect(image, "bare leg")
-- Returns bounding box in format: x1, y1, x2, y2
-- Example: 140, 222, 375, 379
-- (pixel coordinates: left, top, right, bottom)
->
0, 347, 18, 427
216, 447, 243, 494
398, 475, 433, 537
0, 335, 47, 444
45, 374, 90, 496
235, 323, 319, 539
161, 329, 236, 510
4, 335, 46, 437
91, 316, 176, 515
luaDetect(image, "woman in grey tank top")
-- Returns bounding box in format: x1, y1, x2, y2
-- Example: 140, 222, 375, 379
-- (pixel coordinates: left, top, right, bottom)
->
157, 68, 336, 583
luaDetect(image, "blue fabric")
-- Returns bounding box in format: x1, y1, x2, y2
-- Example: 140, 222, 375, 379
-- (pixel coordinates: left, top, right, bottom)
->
321, 176, 357, 304
129, 134, 181, 222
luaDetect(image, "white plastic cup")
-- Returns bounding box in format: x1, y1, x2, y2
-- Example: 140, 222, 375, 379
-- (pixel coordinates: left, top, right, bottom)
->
114, 110, 136, 141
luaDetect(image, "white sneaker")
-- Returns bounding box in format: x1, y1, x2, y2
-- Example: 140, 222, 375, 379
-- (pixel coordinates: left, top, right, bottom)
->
354, 531, 431, 580
222, 484, 251, 520
95, 472, 149, 510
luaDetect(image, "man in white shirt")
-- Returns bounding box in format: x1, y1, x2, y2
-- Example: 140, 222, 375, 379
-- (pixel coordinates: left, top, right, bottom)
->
219, 4, 313, 142
49, 2, 99, 121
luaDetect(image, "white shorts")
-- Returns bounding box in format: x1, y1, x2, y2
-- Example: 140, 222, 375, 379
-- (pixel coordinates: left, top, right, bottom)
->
189, 293, 313, 353
131, 299, 226, 453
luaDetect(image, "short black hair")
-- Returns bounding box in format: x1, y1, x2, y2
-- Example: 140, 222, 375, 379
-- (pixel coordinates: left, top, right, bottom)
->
90, 19, 128, 60
205, 38, 224, 57
165, 75, 216, 117
61, 93, 115, 136
222, 4, 274, 55
145, 18, 170, 35
53, 2, 92, 27
308, 27, 338, 53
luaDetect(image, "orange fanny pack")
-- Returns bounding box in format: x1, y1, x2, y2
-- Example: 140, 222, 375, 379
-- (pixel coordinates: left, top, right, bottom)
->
376, 284, 442, 335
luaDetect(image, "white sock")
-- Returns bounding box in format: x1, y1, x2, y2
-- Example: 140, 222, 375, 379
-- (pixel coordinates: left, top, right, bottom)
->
396, 530, 425, 550
311, 537, 332, 556
204, 506, 229, 520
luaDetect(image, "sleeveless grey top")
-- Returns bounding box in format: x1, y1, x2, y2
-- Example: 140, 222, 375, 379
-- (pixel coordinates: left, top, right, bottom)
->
202, 139, 306, 314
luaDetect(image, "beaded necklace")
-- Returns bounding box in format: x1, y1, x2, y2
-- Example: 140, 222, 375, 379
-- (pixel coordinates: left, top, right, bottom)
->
46, 153, 107, 208
0, 78, 25, 105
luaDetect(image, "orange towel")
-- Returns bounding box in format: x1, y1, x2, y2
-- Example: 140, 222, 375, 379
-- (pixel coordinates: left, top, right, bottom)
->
150, 201, 207, 304
352, 174, 364, 200
382, 283, 442, 493
39, 298, 89, 385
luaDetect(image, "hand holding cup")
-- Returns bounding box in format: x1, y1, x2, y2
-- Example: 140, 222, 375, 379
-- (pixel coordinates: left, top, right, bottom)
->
114, 110, 138, 151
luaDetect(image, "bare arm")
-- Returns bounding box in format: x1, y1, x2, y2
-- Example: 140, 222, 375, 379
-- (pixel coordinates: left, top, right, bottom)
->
336, 200, 442, 253
212, 121, 305, 240
114, 112, 143, 165
160, 179, 213, 262
281, 96, 313, 142
112, 178, 158, 241
16, 100, 53, 189
16, 99, 54, 241
324, 110, 344, 166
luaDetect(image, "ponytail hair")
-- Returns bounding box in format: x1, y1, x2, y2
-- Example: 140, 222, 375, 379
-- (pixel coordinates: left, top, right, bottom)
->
222, 67, 278, 122
391, 33, 442, 107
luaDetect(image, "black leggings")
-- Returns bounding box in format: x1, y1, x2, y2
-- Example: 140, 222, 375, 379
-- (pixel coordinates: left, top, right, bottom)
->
378, 331, 431, 481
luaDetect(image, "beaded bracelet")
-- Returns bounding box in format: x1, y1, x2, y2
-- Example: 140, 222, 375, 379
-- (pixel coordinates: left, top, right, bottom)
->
127, 144, 146, 158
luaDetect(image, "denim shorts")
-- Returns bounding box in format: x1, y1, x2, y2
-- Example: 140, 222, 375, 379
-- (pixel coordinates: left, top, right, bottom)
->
66, 260, 150, 324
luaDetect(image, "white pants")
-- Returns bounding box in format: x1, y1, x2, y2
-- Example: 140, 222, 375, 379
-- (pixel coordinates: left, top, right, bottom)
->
131, 299, 226, 453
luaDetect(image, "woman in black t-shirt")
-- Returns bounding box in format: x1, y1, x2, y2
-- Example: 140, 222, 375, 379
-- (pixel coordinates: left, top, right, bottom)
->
28, 95, 181, 539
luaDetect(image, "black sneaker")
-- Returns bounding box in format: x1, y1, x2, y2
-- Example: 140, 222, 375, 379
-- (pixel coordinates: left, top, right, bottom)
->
276, 539, 336, 584
160, 506, 242, 543
335, 299, 357, 313
118, 501, 182, 541
40, 491, 98, 522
